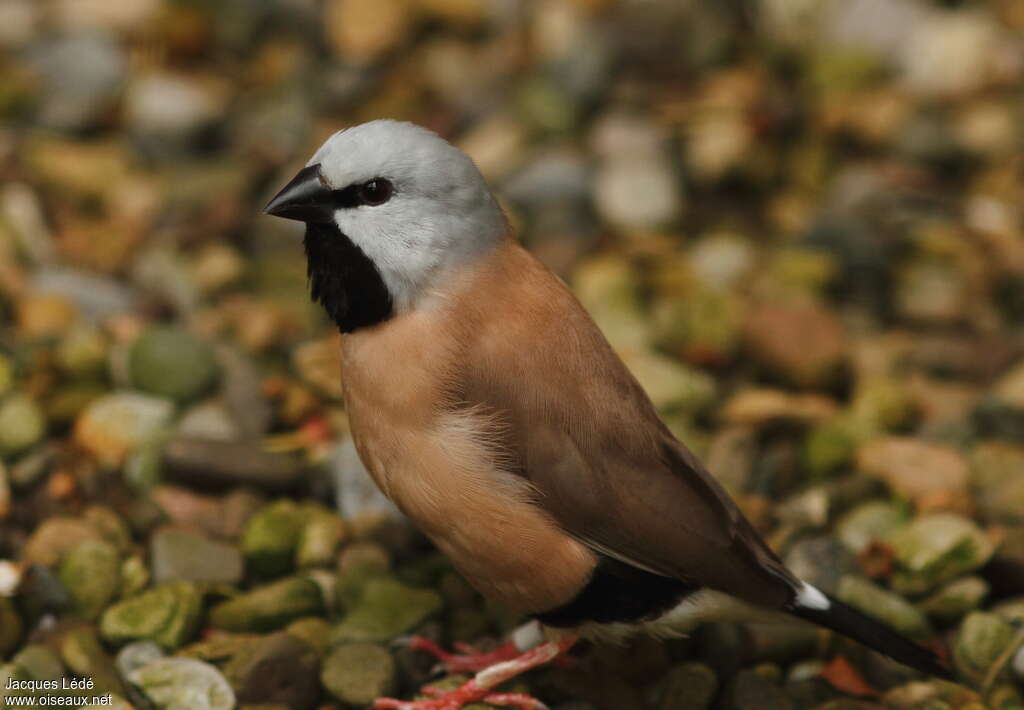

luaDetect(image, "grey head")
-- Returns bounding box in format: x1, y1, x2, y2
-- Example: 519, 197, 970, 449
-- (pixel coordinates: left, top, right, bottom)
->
264, 120, 506, 332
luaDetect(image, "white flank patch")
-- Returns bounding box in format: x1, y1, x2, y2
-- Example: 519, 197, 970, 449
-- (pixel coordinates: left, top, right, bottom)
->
796, 582, 831, 611
512, 620, 544, 652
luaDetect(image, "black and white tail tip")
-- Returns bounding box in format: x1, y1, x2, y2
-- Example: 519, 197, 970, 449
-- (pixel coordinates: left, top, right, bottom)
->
788, 582, 954, 681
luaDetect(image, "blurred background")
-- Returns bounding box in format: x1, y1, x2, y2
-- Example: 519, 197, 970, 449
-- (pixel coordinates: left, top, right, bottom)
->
2, 0, 1024, 708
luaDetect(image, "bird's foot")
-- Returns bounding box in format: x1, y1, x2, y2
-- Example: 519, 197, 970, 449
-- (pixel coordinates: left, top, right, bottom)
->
376, 637, 575, 710
374, 680, 548, 710
397, 635, 522, 674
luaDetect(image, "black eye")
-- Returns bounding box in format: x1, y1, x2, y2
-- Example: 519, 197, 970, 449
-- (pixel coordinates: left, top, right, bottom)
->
358, 178, 392, 206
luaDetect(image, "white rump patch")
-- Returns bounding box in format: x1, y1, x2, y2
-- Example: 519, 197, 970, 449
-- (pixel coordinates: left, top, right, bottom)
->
796, 582, 831, 611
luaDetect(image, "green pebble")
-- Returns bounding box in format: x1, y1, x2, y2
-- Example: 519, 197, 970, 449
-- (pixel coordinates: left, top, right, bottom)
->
837, 575, 931, 639
0, 597, 22, 659
954, 612, 1017, 682
889, 514, 996, 596
59, 625, 127, 697
331, 578, 442, 644
0, 394, 45, 457
919, 576, 989, 623
101, 582, 203, 650
242, 500, 307, 578
129, 326, 219, 403
209, 576, 324, 633
321, 643, 396, 706
59, 539, 121, 621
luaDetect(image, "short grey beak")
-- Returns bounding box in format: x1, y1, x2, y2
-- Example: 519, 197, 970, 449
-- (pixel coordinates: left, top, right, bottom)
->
264, 163, 335, 223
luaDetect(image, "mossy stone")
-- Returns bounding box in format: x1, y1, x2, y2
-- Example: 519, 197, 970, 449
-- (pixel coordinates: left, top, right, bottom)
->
242, 500, 307, 578
60, 625, 127, 697
954, 612, 1017, 682
59, 539, 121, 620
209, 576, 324, 633
129, 326, 219, 403
100, 581, 203, 649
0, 394, 46, 456
331, 578, 442, 643
836, 575, 931, 640
889, 514, 996, 595
321, 643, 396, 705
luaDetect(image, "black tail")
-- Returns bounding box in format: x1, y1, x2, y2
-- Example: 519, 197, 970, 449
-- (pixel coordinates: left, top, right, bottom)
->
787, 587, 954, 681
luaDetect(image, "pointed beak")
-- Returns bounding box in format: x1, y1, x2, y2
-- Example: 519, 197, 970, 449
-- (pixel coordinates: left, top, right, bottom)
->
263, 163, 335, 223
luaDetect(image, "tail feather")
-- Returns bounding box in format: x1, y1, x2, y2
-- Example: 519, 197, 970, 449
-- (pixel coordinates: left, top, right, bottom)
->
787, 583, 954, 681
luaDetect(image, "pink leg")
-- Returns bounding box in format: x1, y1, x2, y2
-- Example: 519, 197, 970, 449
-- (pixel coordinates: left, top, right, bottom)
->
374, 637, 576, 710
402, 636, 523, 674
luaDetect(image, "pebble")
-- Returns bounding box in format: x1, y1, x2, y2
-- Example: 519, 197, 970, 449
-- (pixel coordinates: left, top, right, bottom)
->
296, 509, 345, 568
30, 267, 137, 322
58, 539, 121, 620
972, 442, 1024, 524
115, 641, 165, 678
723, 668, 793, 710
163, 437, 307, 492
17, 292, 79, 339
593, 155, 683, 231
28, 32, 125, 131
331, 439, 403, 526
654, 662, 718, 710
783, 537, 859, 595
22, 516, 104, 567
209, 576, 325, 633
953, 611, 1017, 682
0, 596, 22, 657
836, 575, 931, 639
150, 527, 244, 585
101, 582, 203, 649
856, 437, 969, 503
124, 73, 225, 155
59, 625, 126, 697
331, 577, 442, 643
888, 513, 995, 595
0, 394, 46, 457
128, 658, 235, 710
293, 338, 344, 400
74, 392, 174, 466
688, 233, 757, 291
743, 302, 847, 388
243, 500, 308, 577
720, 389, 838, 427
919, 576, 990, 623
324, 0, 414, 63
899, 9, 1000, 98
835, 500, 909, 554
130, 326, 220, 404
224, 632, 321, 710
321, 643, 396, 706
619, 350, 716, 414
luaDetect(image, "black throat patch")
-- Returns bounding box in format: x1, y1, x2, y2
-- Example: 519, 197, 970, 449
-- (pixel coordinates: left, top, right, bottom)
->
303, 222, 394, 333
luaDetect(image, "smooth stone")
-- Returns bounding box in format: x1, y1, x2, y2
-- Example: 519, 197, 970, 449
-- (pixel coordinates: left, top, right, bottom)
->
296, 510, 345, 568
888, 513, 995, 595
75, 392, 174, 466
899, 9, 999, 98
654, 662, 718, 710
28, 32, 125, 131
12, 645, 64, 680
331, 578, 442, 643
124, 73, 224, 152
31, 267, 137, 322
176, 401, 239, 441
217, 346, 272, 439
0, 596, 22, 657
324, 0, 413, 63
22, 516, 103, 567
115, 641, 165, 678
784, 537, 859, 595
58, 539, 121, 620
59, 625, 126, 696
919, 576, 989, 623
130, 327, 219, 404
743, 302, 847, 388
856, 437, 969, 502
178, 633, 261, 665
835, 501, 911, 554
292, 339, 344, 400
593, 155, 683, 231
224, 632, 320, 710
242, 500, 307, 577
285, 618, 332, 658
101, 582, 203, 649
128, 657, 235, 710
972, 442, 1024, 524
723, 668, 793, 710
209, 577, 324, 633
953, 611, 1016, 682
163, 437, 307, 492
804, 417, 859, 478
335, 542, 392, 610
321, 643, 396, 706
836, 576, 931, 639
0, 394, 46, 457
150, 527, 244, 585
619, 349, 717, 413
15, 565, 71, 622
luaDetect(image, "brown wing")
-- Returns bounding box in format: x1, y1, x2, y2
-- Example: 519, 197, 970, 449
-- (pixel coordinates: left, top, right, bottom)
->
453, 243, 799, 609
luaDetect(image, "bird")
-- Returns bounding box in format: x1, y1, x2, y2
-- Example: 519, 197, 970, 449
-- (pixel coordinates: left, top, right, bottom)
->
264, 119, 952, 710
